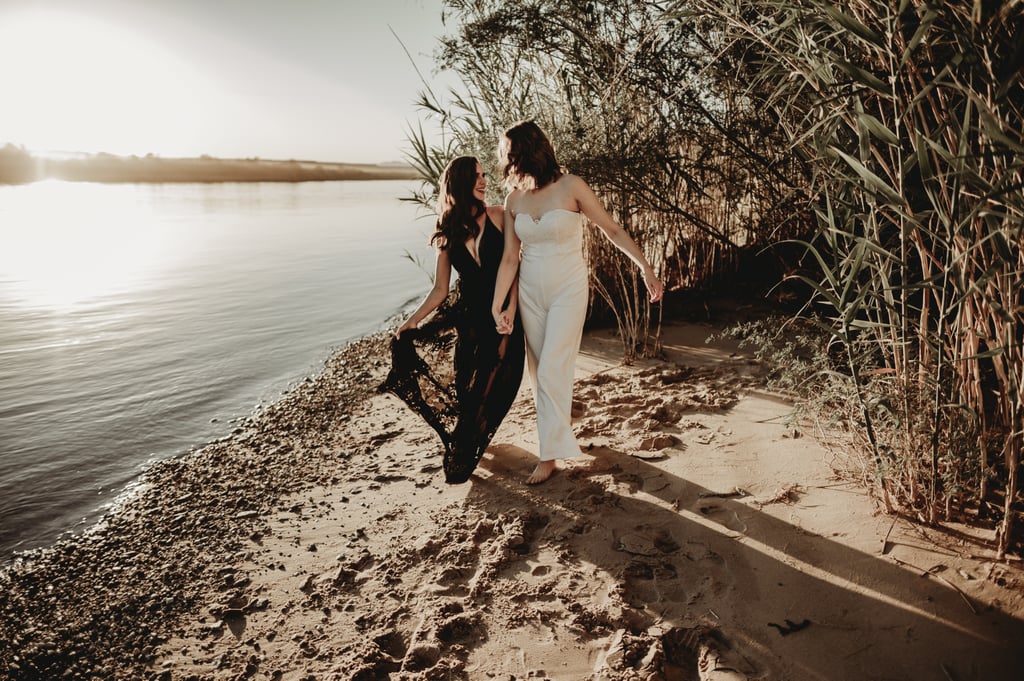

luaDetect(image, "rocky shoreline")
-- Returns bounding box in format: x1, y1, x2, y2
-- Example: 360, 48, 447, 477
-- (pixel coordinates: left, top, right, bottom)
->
2, 322, 1022, 681
0, 332, 392, 679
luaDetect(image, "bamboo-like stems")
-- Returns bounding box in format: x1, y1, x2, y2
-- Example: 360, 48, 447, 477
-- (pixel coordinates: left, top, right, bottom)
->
677, 0, 1022, 545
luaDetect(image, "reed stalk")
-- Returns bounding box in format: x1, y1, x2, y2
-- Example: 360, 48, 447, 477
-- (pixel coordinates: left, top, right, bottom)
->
674, 0, 1022, 551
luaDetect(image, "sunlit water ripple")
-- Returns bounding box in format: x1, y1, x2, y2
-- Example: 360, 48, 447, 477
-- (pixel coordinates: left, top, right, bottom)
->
0, 180, 434, 560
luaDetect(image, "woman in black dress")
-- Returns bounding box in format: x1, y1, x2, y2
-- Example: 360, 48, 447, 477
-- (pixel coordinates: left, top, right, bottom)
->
380, 156, 525, 483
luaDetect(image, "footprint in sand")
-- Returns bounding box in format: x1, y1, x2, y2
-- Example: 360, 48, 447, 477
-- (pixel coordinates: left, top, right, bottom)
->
430, 566, 472, 596
435, 609, 486, 645
617, 527, 681, 556
697, 504, 748, 534
694, 431, 716, 445
660, 627, 753, 681
402, 642, 442, 673
620, 556, 685, 609
624, 559, 678, 581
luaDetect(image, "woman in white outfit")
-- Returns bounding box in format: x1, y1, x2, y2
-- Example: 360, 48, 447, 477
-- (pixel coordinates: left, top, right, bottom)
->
492, 121, 664, 484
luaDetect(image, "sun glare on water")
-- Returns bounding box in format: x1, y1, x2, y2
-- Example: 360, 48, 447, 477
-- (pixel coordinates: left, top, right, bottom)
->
0, 182, 170, 310
0, 8, 222, 310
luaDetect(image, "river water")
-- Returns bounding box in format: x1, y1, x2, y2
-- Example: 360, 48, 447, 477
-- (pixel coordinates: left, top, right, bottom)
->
0, 179, 435, 560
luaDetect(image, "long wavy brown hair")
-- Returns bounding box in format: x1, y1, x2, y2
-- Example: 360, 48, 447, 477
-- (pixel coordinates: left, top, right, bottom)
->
498, 120, 563, 191
430, 156, 485, 250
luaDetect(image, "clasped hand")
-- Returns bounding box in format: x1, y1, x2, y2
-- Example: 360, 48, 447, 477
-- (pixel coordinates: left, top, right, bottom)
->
493, 309, 514, 335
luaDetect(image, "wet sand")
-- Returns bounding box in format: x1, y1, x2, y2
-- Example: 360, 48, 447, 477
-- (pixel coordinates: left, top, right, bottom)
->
1, 323, 1022, 680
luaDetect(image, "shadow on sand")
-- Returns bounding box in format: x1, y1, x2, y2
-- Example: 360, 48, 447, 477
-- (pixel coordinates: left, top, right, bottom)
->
469, 443, 1024, 681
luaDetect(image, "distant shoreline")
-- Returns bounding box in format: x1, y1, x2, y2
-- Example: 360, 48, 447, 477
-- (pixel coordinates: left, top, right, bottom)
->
0, 147, 419, 184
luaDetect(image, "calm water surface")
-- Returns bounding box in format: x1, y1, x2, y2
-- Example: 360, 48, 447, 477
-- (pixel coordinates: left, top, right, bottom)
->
0, 180, 434, 560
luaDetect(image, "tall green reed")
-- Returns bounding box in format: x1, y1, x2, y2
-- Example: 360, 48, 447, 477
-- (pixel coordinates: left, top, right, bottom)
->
676, 0, 1022, 555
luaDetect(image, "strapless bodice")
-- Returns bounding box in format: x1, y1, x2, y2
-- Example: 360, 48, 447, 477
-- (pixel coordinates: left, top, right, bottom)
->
514, 208, 584, 259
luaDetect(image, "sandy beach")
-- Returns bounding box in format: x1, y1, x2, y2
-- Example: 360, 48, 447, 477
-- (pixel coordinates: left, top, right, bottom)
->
2, 316, 1022, 680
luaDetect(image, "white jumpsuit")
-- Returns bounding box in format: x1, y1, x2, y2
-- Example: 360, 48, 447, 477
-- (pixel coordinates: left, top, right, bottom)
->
514, 208, 588, 461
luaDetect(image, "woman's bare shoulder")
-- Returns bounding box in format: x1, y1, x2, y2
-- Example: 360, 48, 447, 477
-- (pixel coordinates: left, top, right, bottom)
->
551, 174, 589, 209
486, 204, 505, 228
559, 173, 588, 190
503, 189, 526, 213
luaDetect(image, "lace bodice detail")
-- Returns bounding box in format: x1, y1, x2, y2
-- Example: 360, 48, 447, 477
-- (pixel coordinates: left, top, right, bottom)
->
514, 208, 584, 259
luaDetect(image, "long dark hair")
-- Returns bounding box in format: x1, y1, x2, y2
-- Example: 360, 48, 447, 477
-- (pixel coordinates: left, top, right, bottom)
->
430, 155, 485, 250
498, 120, 562, 191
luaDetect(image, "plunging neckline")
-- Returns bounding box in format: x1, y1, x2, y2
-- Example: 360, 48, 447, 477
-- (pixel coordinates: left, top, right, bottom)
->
464, 218, 493, 268
517, 207, 579, 223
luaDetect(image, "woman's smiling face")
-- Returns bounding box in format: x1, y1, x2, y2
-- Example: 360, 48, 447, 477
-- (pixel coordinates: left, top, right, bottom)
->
473, 163, 487, 202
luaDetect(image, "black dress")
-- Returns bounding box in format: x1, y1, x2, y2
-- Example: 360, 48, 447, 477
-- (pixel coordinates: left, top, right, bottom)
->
380, 217, 525, 483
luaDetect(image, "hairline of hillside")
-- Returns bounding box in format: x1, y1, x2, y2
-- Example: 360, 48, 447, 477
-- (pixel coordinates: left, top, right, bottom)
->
0, 150, 419, 184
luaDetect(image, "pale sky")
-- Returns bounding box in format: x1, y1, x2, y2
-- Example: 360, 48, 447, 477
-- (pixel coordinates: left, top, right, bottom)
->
0, 0, 456, 163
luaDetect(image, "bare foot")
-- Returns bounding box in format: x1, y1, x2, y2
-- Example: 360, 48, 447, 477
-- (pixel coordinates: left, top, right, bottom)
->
526, 460, 558, 485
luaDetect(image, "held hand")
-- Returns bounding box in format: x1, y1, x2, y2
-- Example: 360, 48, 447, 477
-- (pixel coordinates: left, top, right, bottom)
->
495, 310, 514, 335
643, 269, 664, 303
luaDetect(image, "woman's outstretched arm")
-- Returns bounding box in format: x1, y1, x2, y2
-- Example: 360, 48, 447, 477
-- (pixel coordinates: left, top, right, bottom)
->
396, 248, 452, 337
570, 175, 664, 302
